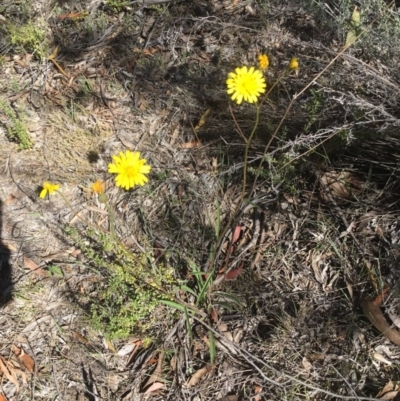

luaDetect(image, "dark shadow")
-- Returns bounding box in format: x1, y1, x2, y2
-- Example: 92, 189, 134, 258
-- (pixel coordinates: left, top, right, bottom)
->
81, 364, 96, 401
0, 200, 13, 306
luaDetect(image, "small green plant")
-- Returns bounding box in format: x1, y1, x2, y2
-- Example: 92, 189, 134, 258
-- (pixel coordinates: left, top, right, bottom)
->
47, 265, 63, 277
303, 88, 324, 133
66, 225, 175, 339
0, 99, 32, 149
105, 0, 130, 12
8, 20, 47, 59
75, 76, 93, 99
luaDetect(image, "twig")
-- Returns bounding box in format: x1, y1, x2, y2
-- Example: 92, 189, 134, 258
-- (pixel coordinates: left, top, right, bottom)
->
191, 315, 383, 401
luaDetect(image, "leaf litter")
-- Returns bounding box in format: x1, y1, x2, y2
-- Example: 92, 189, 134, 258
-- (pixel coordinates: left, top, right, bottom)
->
1, 0, 400, 400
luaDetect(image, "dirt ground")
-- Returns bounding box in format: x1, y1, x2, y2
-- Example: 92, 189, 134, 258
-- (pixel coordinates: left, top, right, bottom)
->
1, 0, 400, 400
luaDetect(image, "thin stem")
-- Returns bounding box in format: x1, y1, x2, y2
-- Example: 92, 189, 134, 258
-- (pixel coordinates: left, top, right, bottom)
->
229, 103, 248, 143
104, 199, 116, 238
251, 95, 294, 195
242, 104, 260, 200
207, 104, 260, 273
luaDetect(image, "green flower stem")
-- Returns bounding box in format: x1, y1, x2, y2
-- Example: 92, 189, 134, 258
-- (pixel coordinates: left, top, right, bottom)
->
241, 104, 260, 199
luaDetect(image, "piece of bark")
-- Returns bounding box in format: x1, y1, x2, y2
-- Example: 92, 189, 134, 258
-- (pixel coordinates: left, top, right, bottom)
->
361, 297, 400, 345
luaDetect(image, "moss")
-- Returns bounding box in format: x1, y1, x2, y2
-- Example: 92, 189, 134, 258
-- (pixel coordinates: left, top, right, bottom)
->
8, 20, 47, 59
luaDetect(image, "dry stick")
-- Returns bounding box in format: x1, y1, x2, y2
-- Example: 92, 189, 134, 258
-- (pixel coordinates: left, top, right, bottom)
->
191, 315, 382, 401
277, 124, 351, 173
250, 0, 395, 197
331, 365, 361, 401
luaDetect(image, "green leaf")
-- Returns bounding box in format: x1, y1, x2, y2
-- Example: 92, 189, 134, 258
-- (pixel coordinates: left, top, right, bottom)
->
215, 202, 221, 237
180, 285, 198, 297
160, 300, 197, 316
159, 299, 186, 311
346, 7, 361, 46
209, 330, 216, 364
47, 265, 63, 277
214, 292, 244, 310
184, 307, 193, 343
213, 301, 235, 311
196, 270, 214, 305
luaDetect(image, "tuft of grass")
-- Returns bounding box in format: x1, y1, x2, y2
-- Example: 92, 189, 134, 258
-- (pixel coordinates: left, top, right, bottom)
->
0, 99, 32, 149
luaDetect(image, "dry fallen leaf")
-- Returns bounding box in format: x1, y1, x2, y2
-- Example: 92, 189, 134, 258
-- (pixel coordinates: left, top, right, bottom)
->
302, 356, 313, 373
361, 295, 400, 345
254, 382, 262, 401
187, 365, 213, 387
221, 396, 240, 401
23, 256, 47, 277
11, 345, 35, 373
3, 242, 17, 252
373, 353, 392, 366
214, 263, 243, 286
117, 340, 139, 356
144, 382, 164, 394
210, 307, 219, 323
126, 340, 142, 366
180, 141, 201, 149
0, 356, 25, 392
225, 265, 243, 280
194, 108, 211, 131
376, 380, 399, 400
144, 351, 164, 388
231, 225, 242, 244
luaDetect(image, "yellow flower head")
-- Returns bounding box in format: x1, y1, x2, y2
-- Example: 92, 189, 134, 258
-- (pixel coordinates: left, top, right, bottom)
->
108, 150, 151, 190
289, 57, 299, 71
39, 182, 60, 199
258, 54, 269, 71
91, 180, 105, 194
226, 66, 266, 105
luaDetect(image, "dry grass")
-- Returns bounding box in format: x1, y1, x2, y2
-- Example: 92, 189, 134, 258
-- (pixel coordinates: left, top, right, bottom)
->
1, 0, 400, 400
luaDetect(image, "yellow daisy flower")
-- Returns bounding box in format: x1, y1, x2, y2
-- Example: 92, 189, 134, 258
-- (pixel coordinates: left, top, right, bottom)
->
108, 150, 151, 190
258, 54, 269, 71
289, 57, 299, 71
226, 66, 266, 105
91, 180, 105, 194
39, 182, 60, 199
